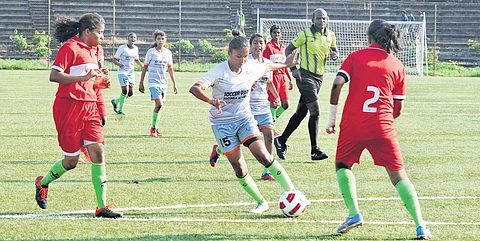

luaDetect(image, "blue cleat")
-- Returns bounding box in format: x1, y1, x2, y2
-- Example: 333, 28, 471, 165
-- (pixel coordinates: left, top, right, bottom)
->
416, 226, 433, 240
337, 213, 364, 234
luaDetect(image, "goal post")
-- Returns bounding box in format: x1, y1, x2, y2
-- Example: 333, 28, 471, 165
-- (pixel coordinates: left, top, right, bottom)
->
259, 18, 427, 76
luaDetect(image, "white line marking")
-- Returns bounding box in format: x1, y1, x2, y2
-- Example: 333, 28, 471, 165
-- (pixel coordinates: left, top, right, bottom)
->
2, 196, 479, 225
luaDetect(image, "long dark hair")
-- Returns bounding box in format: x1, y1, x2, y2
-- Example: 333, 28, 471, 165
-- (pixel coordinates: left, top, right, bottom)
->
150, 30, 166, 48
367, 19, 403, 53
228, 35, 249, 53
53, 13, 105, 42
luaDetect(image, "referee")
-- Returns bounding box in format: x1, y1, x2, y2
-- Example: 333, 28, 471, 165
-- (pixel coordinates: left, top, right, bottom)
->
274, 8, 339, 161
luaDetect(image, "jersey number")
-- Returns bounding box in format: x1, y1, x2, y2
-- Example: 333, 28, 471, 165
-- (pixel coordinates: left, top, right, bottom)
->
363, 86, 379, 113
219, 137, 231, 148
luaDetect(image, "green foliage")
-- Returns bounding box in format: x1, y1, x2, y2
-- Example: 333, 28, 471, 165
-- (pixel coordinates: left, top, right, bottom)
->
198, 39, 215, 55
211, 50, 228, 63
34, 46, 51, 57
32, 30, 49, 48
164, 42, 175, 50
175, 39, 195, 54
427, 46, 440, 65
0, 59, 49, 70
223, 29, 235, 42
468, 39, 480, 52
9, 29, 28, 51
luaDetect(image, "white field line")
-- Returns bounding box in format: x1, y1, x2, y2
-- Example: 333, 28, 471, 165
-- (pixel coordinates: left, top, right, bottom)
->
1, 196, 479, 225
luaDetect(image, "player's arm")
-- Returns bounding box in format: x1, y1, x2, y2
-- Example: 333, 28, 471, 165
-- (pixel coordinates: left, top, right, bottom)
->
330, 32, 339, 60
393, 99, 404, 119
325, 74, 346, 134
112, 56, 125, 69
167, 64, 178, 94
264, 49, 299, 74
267, 79, 280, 107
95, 89, 107, 126
135, 58, 143, 68
139, 63, 148, 93
189, 82, 225, 112
49, 68, 99, 84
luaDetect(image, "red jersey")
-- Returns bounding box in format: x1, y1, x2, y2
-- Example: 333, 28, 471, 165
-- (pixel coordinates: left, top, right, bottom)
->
338, 44, 406, 140
263, 39, 288, 76
52, 36, 99, 101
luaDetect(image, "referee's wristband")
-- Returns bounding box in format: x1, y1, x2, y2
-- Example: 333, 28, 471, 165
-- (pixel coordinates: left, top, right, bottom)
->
325, 104, 338, 129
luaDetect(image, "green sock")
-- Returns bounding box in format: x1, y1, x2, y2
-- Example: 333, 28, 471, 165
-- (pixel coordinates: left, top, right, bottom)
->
270, 107, 277, 120
216, 146, 222, 155
267, 159, 294, 191
395, 179, 425, 227
152, 111, 159, 128
336, 168, 360, 216
40, 159, 68, 186
118, 93, 126, 112
238, 173, 263, 203
275, 106, 286, 119
262, 167, 269, 175
92, 162, 107, 208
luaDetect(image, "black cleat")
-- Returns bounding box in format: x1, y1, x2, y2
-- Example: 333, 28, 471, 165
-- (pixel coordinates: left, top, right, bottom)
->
274, 136, 287, 160
35, 176, 48, 209
111, 99, 118, 113
95, 204, 123, 219
311, 147, 328, 160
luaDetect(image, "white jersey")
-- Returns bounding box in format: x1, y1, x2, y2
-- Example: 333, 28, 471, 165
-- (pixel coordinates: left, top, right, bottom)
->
144, 47, 173, 88
114, 44, 140, 74
248, 55, 273, 115
198, 60, 267, 125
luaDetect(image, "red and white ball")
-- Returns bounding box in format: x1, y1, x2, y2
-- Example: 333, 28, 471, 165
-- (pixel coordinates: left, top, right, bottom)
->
279, 190, 310, 218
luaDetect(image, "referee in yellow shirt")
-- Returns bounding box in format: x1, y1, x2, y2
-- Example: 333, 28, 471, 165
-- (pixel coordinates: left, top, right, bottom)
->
274, 8, 338, 161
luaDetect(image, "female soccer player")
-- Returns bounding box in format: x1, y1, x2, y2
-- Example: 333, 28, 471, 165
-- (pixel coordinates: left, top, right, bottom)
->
325, 19, 432, 239
35, 13, 122, 218
190, 35, 300, 214
209, 33, 281, 181
111, 32, 143, 115
263, 25, 293, 124
139, 30, 178, 137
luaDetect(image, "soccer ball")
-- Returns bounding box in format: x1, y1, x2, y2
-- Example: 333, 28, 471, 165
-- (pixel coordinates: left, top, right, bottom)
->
279, 190, 310, 218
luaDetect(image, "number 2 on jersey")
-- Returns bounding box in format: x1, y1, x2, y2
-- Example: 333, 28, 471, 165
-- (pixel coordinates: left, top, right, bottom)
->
363, 86, 379, 113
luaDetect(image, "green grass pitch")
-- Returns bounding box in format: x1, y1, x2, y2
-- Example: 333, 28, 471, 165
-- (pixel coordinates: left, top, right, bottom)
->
0, 70, 479, 240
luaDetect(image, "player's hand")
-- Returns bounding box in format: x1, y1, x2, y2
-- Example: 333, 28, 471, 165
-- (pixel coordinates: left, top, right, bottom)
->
173, 85, 178, 94
331, 51, 339, 61
284, 50, 300, 68
100, 68, 109, 75
120, 64, 126, 69
273, 98, 281, 107
86, 69, 101, 80
139, 83, 145, 93
93, 76, 111, 89
101, 116, 106, 126
291, 68, 302, 82
209, 98, 226, 113
288, 79, 294, 90
325, 122, 336, 134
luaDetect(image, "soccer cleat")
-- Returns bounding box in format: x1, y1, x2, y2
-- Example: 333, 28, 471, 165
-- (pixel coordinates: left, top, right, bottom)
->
249, 200, 270, 214
111, 99, 118, 113
416, 226, 433, 240
80, 146, 91, 162
150, 128, 158, 137
156, 129, 163, 137
261, 172, 275, 181
116, 111, 126, 115
95, 204, 123, 219
35, 176, 48, 209
337, 213, 364, 234
209, 144, 220, 167
311, 147, 328, 161
274, 136, 287, 160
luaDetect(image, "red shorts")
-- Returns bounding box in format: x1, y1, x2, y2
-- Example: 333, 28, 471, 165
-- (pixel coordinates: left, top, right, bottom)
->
53, 98, 104, 154
335, 136, 404, 171
268, 74, 289, 102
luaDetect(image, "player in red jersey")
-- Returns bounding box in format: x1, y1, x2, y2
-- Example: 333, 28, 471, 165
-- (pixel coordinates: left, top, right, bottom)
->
263, 25, 293, 124
325, 20, 431, 239
34, 13, 122, 219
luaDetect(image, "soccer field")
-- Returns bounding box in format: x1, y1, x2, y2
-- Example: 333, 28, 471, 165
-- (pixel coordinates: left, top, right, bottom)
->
0, 70, 479, 240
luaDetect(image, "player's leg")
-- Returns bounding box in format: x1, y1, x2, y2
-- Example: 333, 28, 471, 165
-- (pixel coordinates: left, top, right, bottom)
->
255, 113, 275, 180
149, 87, 164, 137
116, 85, 128, 114
336, 138, 364, 234
274, 74, 290, 120
305, 99, 328, 160
112, 74, 128, 114
274, 100, 308, 160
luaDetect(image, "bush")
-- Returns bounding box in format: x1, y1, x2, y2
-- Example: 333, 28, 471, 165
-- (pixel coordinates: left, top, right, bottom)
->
9, 29, 28, 51
427, 46, 440, 65
211, 50, 228, 63
198, 39, 215, 55
175, 39, 194, 54
34, 46, 51, 57
468, 39, 480, 52
32, 30, 49, 48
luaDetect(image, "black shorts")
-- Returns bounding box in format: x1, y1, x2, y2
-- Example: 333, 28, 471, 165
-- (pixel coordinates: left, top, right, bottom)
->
297, 68, 323, 103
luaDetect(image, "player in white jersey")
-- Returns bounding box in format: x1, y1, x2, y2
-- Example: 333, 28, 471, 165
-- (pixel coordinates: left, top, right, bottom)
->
139, 30, 178, 137
190, 35, 301, 214
111, 32, 143, 115
208, 33, 281, 181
